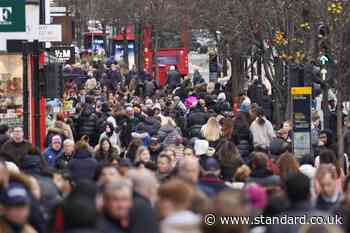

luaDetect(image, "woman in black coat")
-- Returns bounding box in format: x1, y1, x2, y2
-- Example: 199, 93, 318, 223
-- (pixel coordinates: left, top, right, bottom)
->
77, 104, 98, 146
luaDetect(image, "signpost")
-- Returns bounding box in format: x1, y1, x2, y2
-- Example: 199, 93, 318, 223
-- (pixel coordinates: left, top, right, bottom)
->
292, 87, 312, 159
0, 0, 25, 32
49, 46, 75, 64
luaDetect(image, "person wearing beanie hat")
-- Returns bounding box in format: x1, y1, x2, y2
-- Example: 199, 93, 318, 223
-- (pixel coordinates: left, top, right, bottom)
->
43, 135, 63, 167
0, 183, 37, 233
198, 157, 227, 197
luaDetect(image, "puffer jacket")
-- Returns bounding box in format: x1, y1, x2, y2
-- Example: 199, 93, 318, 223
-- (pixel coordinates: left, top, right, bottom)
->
143, 117, 161, 136
187, 110, 209, 130
77, 108, 98, 145
232, 127, 253, 163
159, 125, 179, 142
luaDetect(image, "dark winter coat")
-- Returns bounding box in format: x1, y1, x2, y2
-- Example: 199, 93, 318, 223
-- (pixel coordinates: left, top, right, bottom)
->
166, 70, 182, 90
68, 149, 98, 182
129, 192, 160, 233
143, 80, 156, 97
187, 110, 209, 130
232, 127, 253, 163
142, 117, 161, 136
0, 140, 33, 166
54, 153, 74, 171
214, 100, 231, 114
98, 214, 127, 233
77, 108, 98, 146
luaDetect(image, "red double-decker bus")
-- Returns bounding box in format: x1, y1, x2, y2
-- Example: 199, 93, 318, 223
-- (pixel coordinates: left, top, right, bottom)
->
112, 25, 189, 86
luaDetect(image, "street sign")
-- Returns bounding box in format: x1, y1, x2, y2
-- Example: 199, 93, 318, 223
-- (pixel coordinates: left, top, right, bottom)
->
49, 46, 75, 64
0, 0, 25, 32
38, 25, 62, 42
320, 55, 329, 65
292, 87, 312, 159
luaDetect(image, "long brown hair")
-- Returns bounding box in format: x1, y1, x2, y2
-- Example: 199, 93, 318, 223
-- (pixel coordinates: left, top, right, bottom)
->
222, 118, 234, 140
276, 152, 300, 182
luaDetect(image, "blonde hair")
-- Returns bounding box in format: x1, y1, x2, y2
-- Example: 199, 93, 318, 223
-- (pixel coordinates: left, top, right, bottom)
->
201, 117, 222, 142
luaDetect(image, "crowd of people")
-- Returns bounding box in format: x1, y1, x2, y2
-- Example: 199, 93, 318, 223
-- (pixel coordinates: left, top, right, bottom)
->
0, 60, 348, 233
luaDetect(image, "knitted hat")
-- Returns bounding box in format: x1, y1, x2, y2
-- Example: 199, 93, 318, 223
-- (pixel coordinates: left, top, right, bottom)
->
52, 135, 62, 144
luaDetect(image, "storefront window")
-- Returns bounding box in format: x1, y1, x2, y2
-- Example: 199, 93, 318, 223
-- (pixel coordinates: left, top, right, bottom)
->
0, 54, 23, 127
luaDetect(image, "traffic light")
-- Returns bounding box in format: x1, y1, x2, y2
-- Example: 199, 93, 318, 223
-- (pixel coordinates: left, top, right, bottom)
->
44, 63, 64, 98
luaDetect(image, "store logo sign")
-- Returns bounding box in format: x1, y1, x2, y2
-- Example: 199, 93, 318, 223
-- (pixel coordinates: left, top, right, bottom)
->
0, 7, 12, 25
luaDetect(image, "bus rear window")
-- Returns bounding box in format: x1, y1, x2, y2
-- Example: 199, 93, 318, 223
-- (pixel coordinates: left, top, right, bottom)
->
156, 56, 179, 65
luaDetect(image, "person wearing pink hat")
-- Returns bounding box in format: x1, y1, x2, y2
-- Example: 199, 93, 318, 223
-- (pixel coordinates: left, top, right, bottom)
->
43, 135, 63, 167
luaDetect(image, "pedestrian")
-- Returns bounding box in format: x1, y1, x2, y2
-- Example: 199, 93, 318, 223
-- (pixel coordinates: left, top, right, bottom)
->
1, 127, 33, 166
156, 153, 173, 182
201, 117, 222, 148
98, 180, 133, 233
94, 138, 120, 164
127, 169, 160, 233
68, 141, 98, 182
0, 183, 38, 233
198, 157, 227, 197
215, 140, 243, 182
315, 164, 342, 211
250, 107, 275, 150
158, 179, 201, 233
55, 139, 75, 170
43, 135, 63, 167
99, 122, 121, 148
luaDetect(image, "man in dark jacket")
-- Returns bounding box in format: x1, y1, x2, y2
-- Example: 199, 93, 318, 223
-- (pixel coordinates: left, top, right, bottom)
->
127, 169, 160, 233
166, 66, 182, 92
267, 173, 328, 233
0, 124, 9, 147
68, 142, 97, 182
0, 127, 33, 166
98, 180, 132, 233
55, 139, 75, 171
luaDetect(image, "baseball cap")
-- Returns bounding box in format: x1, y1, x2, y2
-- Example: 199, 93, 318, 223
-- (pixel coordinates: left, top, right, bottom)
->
0, 183, 31, 206
202, 157, 220, 171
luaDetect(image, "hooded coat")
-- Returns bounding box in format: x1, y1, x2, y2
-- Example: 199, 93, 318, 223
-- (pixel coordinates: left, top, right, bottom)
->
68, 143, 98, 182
